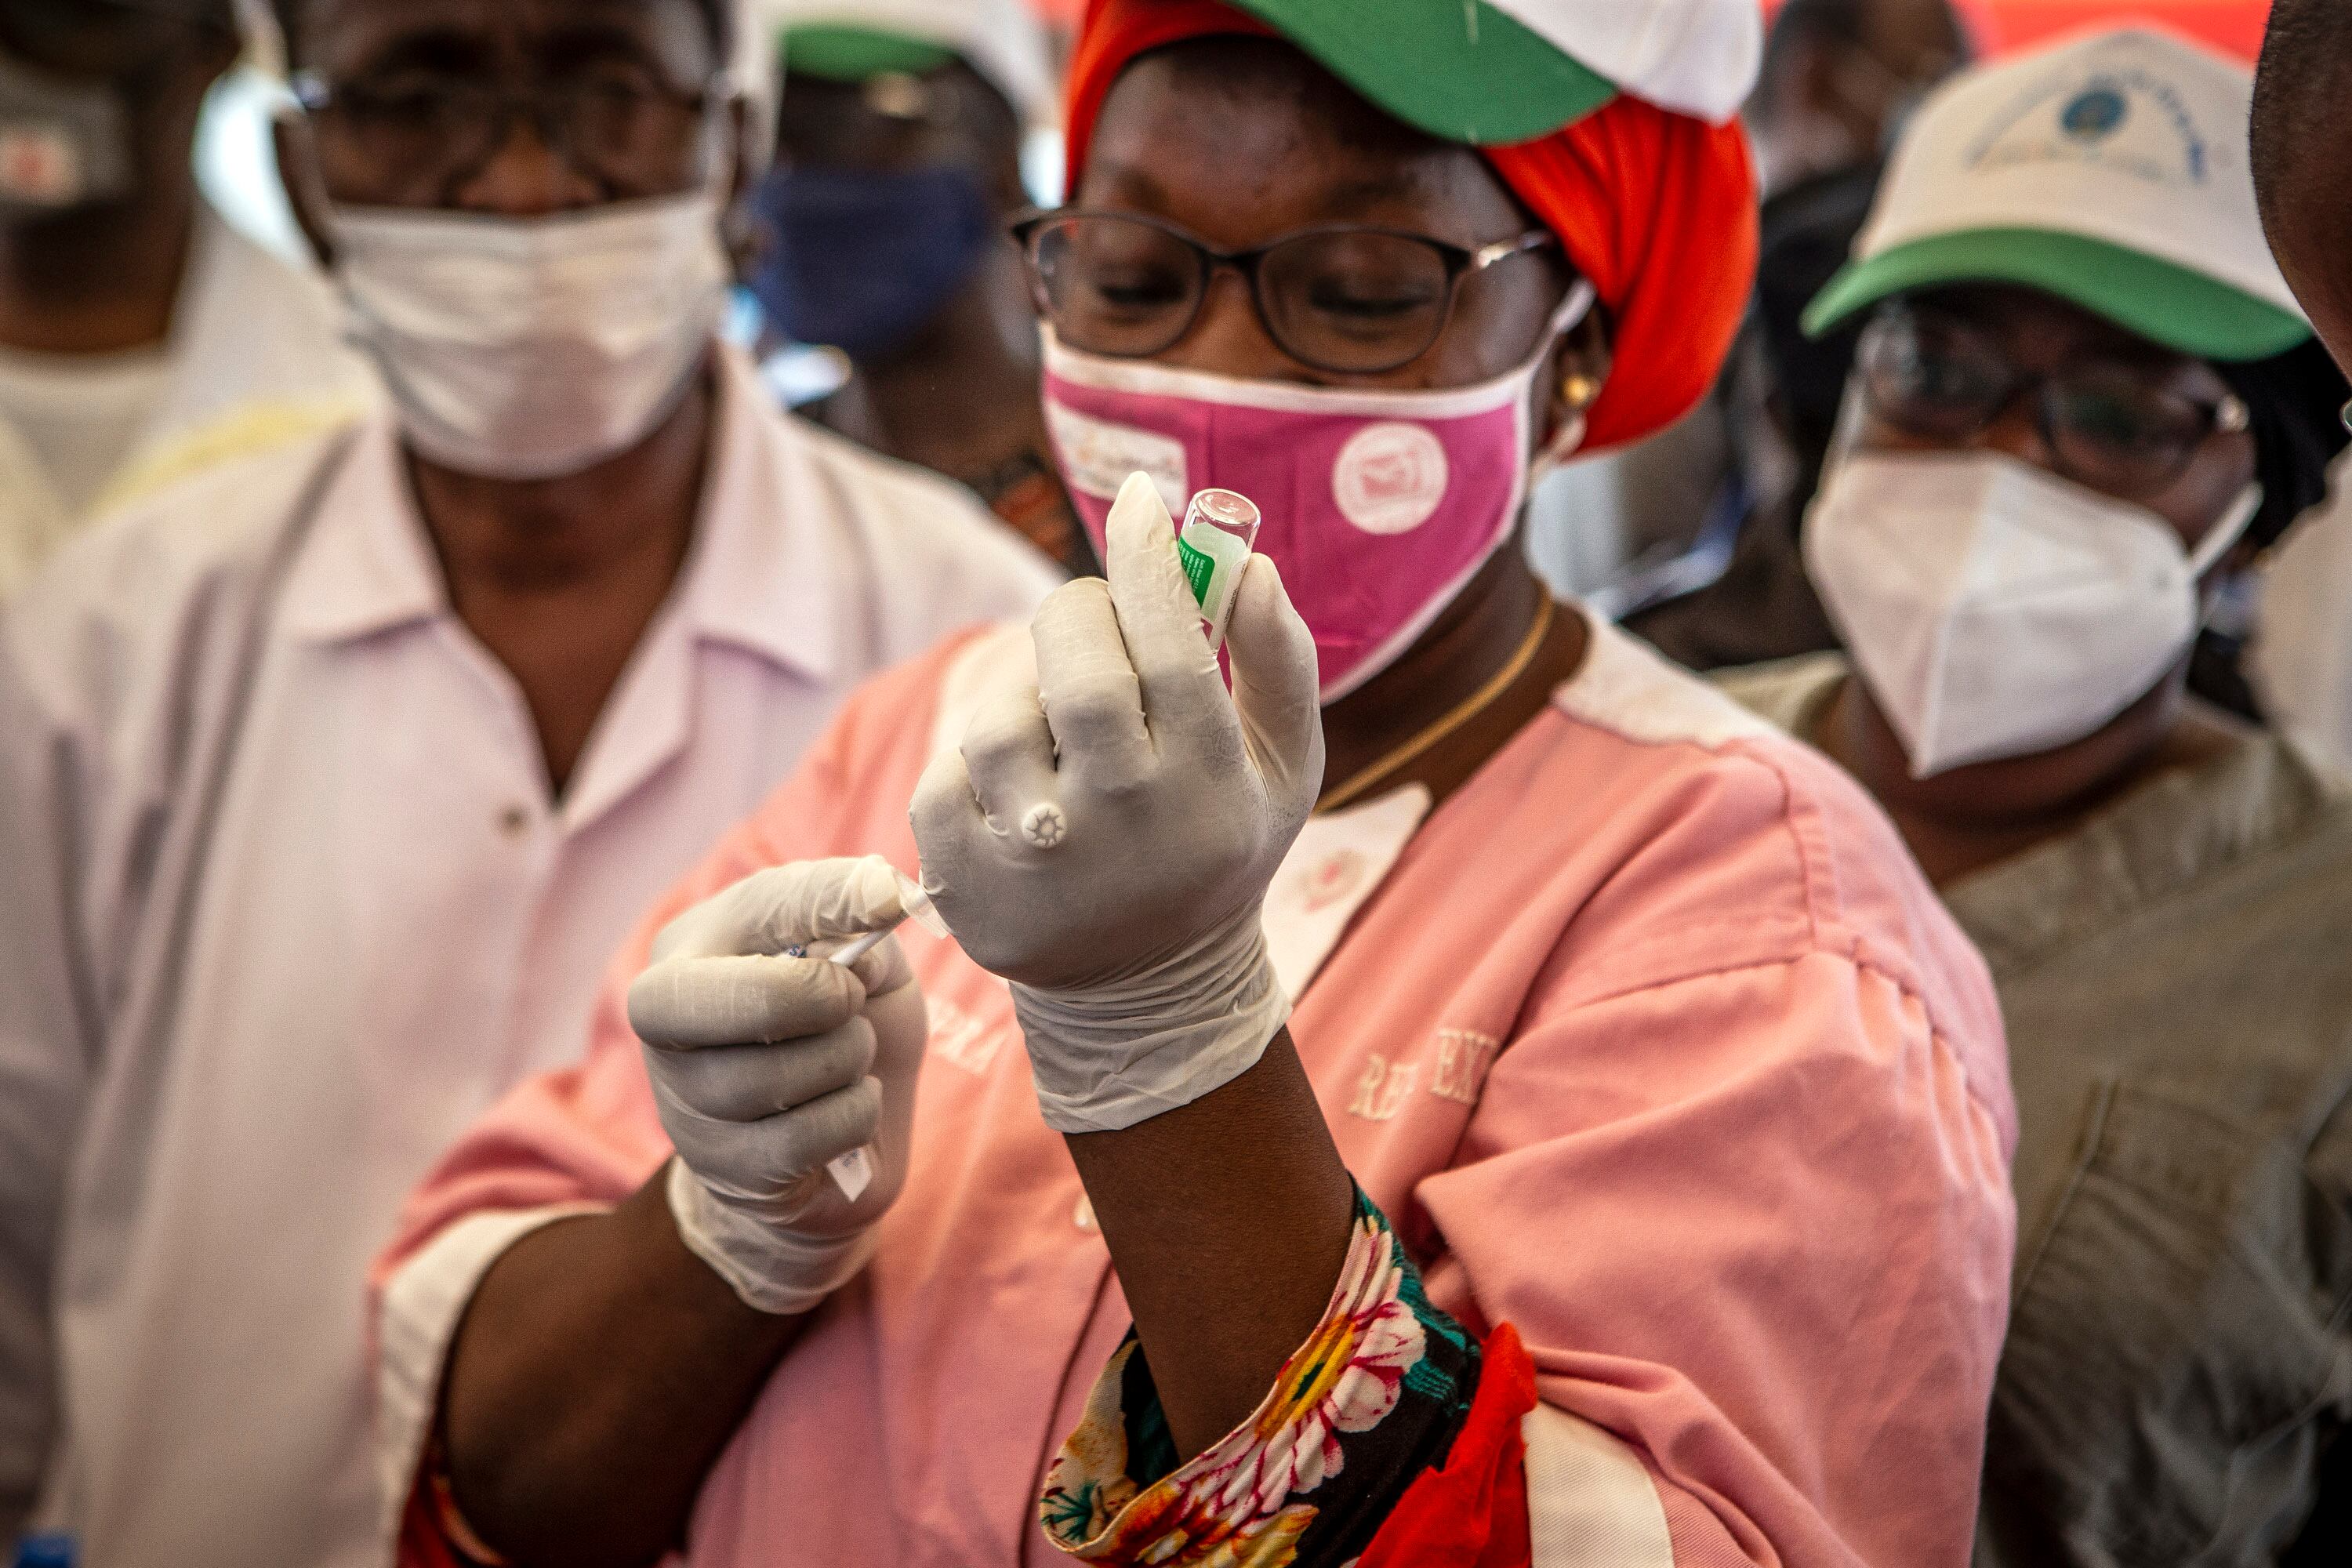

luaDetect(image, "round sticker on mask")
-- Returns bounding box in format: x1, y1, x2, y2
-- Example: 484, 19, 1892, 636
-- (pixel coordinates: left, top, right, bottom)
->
1333, 423, 1450, 535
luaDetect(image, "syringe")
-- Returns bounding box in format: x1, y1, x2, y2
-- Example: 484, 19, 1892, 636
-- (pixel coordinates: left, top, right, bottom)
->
791, 870, 948, 1200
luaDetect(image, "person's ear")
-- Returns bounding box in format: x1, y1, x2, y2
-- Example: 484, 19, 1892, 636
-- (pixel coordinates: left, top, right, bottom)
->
198, 27, 242, 81
1538, 303, 1613, 457
720, 96, 767, 275
727, 95, 758, 207
272, 108, 336, 267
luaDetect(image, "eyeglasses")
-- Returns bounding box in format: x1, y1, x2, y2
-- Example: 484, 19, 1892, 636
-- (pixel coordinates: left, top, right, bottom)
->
289, 65, 722, 196
1011, 209, 1557, 376
1857, 304, 2249, 497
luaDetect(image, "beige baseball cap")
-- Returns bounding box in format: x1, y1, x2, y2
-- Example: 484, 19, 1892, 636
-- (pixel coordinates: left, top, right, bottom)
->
1807, 24, 2310, 361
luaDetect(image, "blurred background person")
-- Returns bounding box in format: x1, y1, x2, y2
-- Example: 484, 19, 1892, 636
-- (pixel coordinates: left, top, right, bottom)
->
2249, 0, 2352, 1539
0, 0, 364, 600
0, 0, 1054, 1560
1548, 0, 1968, 648
1721, 27, 2352, 1565
1747, 0, 1968, 199
2250, 472, 2352, 773
750, 0, 1097, 572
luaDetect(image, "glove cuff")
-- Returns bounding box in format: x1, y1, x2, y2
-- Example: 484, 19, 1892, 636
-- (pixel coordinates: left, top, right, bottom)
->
666, 1160, 877, 1316
1013, 916, 1290, 1134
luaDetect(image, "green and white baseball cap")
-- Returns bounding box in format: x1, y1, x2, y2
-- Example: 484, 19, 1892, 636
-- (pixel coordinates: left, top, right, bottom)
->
1216, 0, 1761, 143
764, 0, 1058, 129
1806, 24, 2310, 361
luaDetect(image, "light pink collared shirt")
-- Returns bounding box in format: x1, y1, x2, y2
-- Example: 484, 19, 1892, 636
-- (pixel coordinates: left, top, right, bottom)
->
379, 615, 2016, 1568
0, 347, 1060, 1568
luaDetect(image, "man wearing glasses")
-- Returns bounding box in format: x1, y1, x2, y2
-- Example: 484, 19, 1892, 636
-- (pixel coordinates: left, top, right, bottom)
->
0, 0, 365, 598
0, 0, 1054, 1562
1722, 26, 2352, 1566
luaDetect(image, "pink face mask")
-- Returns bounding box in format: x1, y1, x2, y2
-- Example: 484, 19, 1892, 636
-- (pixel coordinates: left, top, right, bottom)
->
1040, 281, 1596, 702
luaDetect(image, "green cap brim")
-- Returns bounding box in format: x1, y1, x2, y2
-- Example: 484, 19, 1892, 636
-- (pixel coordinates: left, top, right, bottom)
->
783, 24, 957, 84
1224, 0, 1614, 145
1804, 228, 2312, 361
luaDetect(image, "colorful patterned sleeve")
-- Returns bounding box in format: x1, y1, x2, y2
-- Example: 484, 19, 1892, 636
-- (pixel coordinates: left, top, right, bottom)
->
1038, 1189, 1508, 1566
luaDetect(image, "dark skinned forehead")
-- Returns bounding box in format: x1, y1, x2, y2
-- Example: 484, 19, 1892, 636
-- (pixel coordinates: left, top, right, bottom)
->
1076, 35, 1538, 251
1899, 282, 2229, 392
288, 0, 713, 83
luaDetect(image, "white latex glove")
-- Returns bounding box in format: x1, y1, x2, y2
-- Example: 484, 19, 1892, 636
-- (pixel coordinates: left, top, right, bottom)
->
627, 857, 927, 1316
910, 473, 1324, 1133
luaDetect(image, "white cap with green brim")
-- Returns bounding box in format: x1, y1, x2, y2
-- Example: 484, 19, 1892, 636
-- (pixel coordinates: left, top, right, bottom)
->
761, 0, 1058, 129
1806, 24, 2310, 362
1216, 0, 1760, 143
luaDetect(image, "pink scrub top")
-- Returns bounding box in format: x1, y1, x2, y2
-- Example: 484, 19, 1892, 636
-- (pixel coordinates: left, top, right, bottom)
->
376, 615, 2017, 1567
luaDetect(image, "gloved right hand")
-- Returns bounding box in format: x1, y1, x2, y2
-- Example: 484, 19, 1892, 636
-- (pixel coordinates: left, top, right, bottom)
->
909, 474, 1323, 1134
626, 857, 927, 1316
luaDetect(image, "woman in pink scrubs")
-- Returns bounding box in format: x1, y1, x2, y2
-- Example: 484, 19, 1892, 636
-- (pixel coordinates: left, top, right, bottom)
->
376, 3, 2017, 1564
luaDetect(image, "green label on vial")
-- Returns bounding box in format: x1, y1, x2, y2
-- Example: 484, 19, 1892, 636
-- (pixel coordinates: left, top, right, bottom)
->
1177, 535, 1217, 608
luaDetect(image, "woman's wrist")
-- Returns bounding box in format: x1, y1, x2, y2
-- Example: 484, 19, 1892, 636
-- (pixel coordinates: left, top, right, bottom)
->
1014, 916, 1290, 1134
1064, 1030, 1357, 1457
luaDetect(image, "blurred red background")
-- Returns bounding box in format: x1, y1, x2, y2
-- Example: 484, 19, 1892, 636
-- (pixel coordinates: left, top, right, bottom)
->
1021, 2, 2272, 64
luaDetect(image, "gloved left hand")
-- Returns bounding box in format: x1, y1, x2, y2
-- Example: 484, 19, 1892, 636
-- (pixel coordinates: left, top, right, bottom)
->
910, 473, 1324, 1133
628, 858, 927, 1315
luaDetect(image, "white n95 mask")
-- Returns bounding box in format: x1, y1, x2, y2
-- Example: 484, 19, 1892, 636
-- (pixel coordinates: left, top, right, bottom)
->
331, 192, 730, 481
1803, 449, 2259, 779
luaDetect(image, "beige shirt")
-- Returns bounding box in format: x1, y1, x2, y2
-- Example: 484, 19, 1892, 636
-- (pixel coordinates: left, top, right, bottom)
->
1722, 652, 2352, 1568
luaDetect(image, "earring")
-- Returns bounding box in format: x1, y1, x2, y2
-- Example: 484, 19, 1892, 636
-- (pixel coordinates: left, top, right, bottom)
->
1560, 372, 1602, 412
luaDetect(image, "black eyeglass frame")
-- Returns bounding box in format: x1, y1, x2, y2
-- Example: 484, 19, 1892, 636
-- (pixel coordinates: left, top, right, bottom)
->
1009, 207, 1559, 376
287, 67, 728, 194
1857, 303, 2252, 498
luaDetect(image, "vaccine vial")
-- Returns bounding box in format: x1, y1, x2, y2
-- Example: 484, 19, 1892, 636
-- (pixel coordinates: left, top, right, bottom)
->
1177, 489, 1262, 652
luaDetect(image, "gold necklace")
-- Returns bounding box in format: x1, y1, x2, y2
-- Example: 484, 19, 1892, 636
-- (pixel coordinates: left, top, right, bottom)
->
1317, 593, 1560, 814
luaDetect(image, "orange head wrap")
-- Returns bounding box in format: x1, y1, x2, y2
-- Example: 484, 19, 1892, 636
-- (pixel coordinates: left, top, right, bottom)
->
1065, 0, 1759, 452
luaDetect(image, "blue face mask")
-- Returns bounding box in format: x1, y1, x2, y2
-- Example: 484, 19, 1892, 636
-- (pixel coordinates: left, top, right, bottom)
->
750, 164, 996, 360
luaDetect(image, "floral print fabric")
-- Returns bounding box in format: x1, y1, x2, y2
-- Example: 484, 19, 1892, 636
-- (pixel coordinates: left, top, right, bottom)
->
1039, 1190, 1481, 1566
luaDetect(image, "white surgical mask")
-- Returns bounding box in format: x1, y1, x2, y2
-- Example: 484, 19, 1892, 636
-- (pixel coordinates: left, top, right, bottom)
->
331, 192, 731, 480
1803, 449, 2259, 778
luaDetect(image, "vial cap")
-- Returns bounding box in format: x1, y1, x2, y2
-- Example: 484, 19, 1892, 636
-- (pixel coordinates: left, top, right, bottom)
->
1189, 489, 1261, 530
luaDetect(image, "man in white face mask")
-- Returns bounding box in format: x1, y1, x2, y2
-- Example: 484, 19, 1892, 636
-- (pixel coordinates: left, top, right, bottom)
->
0, 0, 1058, 1562
1720, 25, 2352, 1566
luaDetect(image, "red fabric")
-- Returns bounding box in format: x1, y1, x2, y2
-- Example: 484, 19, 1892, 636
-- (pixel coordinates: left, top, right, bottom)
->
398, 1492, 471, 1568
1063, 0, 1759, 452
1763, 1, 2266, 63
1355, 1323, 1540, 1568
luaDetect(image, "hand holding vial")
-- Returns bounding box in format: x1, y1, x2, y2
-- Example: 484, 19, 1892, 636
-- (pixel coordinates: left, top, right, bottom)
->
909, 473, 1325, 1133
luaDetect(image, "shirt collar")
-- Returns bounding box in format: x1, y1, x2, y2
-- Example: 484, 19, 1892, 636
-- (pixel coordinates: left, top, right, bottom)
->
1944, 727, 2350, 969
281, 345, 846, 684
278, 419, 445, 644
679, 344, 846, 684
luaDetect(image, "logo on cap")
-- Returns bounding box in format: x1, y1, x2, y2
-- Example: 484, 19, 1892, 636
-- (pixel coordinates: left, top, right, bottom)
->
2060, 88, 2127, 142
1965, 65, 2208, 187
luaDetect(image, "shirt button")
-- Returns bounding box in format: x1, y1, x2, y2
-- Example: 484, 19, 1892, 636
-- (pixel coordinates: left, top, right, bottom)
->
498, 805, 532, 838
1073, 1196, 1096, 1232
